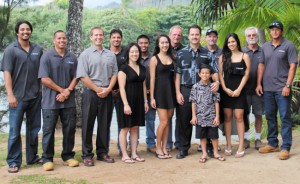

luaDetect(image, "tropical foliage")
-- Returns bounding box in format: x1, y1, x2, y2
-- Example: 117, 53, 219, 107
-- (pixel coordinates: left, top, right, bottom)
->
2, 4, 195, 50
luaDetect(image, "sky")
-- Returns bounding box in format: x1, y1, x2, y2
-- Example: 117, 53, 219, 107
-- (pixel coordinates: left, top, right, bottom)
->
0, 0, 121, 9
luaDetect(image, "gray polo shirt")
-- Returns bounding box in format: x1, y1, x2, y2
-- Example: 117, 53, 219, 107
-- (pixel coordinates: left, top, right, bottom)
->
38, 48, 77, 109
262, 38, 298, 91
0, 41, 43, 101
243, 46, 263, 95
76, 45, 118, 87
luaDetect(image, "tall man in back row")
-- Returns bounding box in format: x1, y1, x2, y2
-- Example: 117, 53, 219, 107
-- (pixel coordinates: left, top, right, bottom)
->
167, 25, 185, 151
1, 20, 43, 173
175, 25, 220, 159
77, 26, 118, 166
109, 28, 126, 154
242, 27, 264, 150
256, 20, 298, 160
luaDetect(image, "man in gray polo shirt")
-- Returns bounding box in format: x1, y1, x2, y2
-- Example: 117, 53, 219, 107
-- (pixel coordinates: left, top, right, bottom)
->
38, 30, 79, 171
0, 20, 43, 173
77, 26, 118, 166
256, 20, 298, 160
242, 27, 264, 150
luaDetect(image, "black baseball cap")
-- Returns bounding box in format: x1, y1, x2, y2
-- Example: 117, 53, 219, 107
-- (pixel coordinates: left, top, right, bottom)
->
269, 20, 283, 30
206, 28, 218, 36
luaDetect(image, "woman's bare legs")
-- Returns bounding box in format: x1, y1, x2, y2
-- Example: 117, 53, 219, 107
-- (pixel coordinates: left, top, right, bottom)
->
224, 108, 233, 151
234, 109, 245, 153
156, 108, 173, 156
119, 128, 130, 160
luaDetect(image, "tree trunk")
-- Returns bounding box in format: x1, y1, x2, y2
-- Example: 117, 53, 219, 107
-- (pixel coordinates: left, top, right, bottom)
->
258, 28, 266, 45
66, 0, 84, 127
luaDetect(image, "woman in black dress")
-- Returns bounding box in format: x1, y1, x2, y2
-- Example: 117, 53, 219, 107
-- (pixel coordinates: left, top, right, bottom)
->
218, 33, 250, 158
118, 43, 149, 163
150, 34, 176, 159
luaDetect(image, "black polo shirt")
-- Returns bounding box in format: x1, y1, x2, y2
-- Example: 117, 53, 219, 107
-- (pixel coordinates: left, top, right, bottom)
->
113, 47, 127, 90
140, 53, 151, 90
176, 45, 217, 85
172, 43, 185, 55
38, 48, 77, 109
0, 41, 43, 101
242, 46, 263, 95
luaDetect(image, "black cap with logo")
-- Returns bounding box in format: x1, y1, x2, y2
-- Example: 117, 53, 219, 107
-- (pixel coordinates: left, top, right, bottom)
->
269, 20, 283, 30
206, 28, 218, 36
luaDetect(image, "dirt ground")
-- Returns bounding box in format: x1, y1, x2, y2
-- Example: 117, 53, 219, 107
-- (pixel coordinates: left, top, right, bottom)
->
1, 129, 300, 184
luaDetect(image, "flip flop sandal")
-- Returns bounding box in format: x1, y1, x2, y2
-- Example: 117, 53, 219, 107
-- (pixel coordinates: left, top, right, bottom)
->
199, 157, 207, 163
132, 156, 145, 162
214, 156, 226, 161
122, 158, 135, 164
235, 150, 245, 158
224, 149, 232, 156
156, 152, 166, 159
8, 163, 19, 173
164, 153, 173, 159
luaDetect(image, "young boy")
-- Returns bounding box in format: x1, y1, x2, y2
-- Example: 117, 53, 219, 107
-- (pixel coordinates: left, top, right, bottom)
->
189, 65, 225, 163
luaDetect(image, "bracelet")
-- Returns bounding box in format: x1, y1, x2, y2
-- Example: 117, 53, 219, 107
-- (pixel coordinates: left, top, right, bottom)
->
144, 100, 148, 103
67, 88, 73, 91
215, 80, 220, 84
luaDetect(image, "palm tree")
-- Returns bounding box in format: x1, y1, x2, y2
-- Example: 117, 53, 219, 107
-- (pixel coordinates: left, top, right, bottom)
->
214, 0, 299, 45
191, 0, 237, 28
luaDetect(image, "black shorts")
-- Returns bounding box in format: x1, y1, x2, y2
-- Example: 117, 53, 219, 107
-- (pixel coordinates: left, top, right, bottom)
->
195, 126, 219, 139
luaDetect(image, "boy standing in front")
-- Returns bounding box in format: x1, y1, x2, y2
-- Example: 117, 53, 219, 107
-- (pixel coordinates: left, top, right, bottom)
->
190, 65, 225, 163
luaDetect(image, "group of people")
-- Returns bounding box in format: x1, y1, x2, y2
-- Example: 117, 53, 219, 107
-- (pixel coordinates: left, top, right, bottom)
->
1, 19, 298, 173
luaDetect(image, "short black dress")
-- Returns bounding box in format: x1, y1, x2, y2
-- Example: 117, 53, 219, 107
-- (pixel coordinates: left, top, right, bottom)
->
119, 64, 146, 128
221, 59, 247, 109
154, 55, 176, 109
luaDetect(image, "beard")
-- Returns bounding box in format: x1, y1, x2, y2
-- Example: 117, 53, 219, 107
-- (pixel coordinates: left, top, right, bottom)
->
247, 37, 258, 45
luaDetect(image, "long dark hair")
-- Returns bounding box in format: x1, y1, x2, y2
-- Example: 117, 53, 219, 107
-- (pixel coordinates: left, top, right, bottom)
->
124, 42, 142, 64
221, 33, 242, 75
152, 34, 175, 61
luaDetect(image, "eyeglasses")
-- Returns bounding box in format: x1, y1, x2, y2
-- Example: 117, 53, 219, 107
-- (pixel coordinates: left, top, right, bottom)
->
247, 34, 257, 37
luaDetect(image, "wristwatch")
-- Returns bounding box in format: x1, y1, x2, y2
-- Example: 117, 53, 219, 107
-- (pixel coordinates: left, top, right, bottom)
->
285, 84, 291, 88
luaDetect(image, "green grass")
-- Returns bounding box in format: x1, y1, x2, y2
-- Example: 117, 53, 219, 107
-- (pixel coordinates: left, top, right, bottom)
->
295, 125, 300, 132
0, 133, 8, 144
10, 175, 91, 184
0, 133, 8, 166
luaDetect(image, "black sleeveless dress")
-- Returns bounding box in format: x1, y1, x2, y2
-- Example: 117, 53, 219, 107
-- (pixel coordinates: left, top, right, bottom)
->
154, 55, 176, 109
119, 64, 146, 128
221, 59, 247, 109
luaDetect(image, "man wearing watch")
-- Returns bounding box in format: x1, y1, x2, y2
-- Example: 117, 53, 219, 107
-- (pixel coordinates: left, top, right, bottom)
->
256, 20, 298, 160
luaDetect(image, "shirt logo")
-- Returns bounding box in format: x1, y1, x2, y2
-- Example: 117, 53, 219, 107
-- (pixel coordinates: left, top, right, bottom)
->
66, 61, 74, 64
31, 52, 39, 55
278, 50, 285, 53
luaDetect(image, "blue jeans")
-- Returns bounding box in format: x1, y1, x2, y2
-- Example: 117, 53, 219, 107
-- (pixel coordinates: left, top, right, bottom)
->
264, 91, 292, 151
146, 100, 156, 148
42, 108, 76, 162
7, 94, 41, 167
